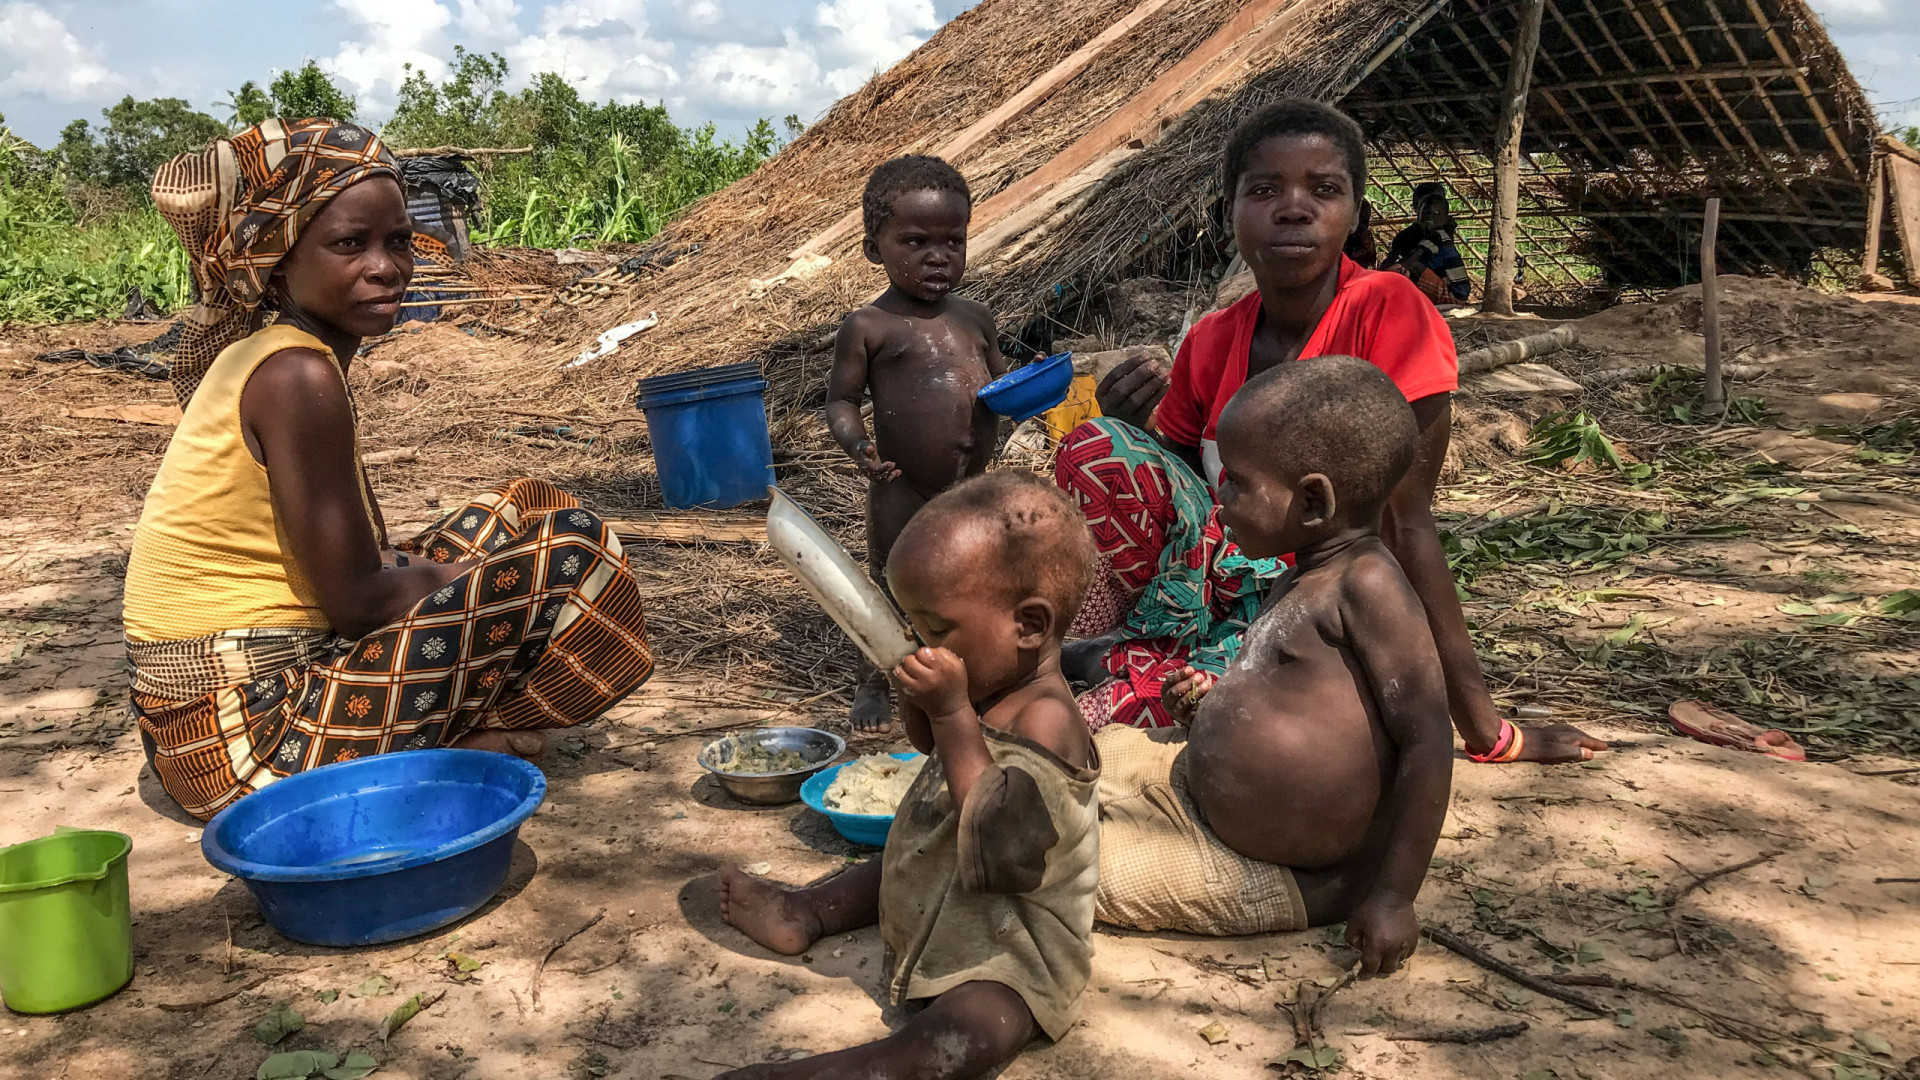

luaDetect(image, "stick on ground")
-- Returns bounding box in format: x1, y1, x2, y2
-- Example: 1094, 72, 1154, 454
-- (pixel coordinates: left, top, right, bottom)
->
1422, 926, 1611, 1015
1664, 850, 1782, 904
1389, 1021, 1530, 1044
530, 909, 606, 1010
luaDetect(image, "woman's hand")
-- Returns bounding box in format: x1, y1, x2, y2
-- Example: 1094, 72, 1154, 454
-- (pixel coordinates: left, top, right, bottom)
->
1096, 354, 1171, 431
1159, 665, 1214, 726
892, 647, 971, 720
1513, 723, 1608, 764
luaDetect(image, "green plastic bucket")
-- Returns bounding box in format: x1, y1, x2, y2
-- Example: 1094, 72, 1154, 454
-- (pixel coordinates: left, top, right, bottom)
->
0, 828, 133, 1013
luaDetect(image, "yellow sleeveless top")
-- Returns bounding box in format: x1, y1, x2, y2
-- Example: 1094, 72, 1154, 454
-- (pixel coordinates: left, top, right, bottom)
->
123, 324, 374, 642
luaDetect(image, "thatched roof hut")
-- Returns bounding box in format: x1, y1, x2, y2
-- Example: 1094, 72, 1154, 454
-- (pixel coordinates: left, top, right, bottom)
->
534, 0, 1882, 424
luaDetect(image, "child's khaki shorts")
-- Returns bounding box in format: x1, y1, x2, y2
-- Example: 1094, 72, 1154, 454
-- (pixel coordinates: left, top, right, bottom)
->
1092, 724, 1308, 936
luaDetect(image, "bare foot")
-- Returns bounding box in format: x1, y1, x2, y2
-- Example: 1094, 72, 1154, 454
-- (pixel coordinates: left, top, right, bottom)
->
850, 669, 892, 735
719, 866, 821, 956
450, 729, 549, 760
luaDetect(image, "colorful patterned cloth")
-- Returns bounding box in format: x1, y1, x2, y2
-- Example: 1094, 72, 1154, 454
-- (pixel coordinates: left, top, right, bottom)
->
1053, 418, 1282, 729
130, 480, 652, 820
150, 118, 402, 404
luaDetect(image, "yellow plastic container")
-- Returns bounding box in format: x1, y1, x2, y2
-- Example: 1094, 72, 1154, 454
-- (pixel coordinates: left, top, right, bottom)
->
0, 828, 133, 1013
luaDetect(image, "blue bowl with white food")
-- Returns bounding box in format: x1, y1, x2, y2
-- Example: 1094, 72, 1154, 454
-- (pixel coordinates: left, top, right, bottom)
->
799, 752, 927, 847
977, 351, 1073, 422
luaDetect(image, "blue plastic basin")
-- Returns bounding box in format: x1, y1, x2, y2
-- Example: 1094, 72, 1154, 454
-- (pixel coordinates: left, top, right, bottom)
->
636, 362, 776, 509
201, 750, 545, 946
798, 752, 924, 848
978, 351, 1073, 422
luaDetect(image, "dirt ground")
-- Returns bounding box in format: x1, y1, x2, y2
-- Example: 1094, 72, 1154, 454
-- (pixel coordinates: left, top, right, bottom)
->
3, 277, 1918, 1080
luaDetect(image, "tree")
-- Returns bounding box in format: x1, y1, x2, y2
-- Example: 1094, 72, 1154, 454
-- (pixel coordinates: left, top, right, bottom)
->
269, 61, 357, 123
385, 48, 509, 150
219, 81, 271, 129
57, 97, 224, 189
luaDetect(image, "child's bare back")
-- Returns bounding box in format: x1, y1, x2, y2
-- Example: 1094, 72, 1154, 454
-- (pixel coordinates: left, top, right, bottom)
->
1187, 535, 1438, 868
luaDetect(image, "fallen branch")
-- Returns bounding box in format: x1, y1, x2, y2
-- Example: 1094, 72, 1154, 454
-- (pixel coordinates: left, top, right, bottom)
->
1456, 326, 1577, 375
392, 145, 534, 158
1582, 362, 1769, 387
1877, 877, 1920, 884
1388, 1021, 1529, 1044
1664, 850, 1782, 904
155, 971, 289, 1011
1422, 926, 1610, 1015
362, 447, 419, 466
530, 909, 605, 1010
397, 294, 543, 309
1308, 965, 1358, 1032
1453, 500, 1552, 538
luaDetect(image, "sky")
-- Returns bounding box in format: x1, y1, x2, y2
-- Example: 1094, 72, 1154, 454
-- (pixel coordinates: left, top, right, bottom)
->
0, 0, 1915, 150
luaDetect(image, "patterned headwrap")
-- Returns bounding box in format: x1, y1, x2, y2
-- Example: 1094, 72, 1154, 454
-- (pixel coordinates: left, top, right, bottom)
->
151, 118, 402, 405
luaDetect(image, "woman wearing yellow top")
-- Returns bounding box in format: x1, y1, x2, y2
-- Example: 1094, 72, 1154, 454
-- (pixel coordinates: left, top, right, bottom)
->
125, 119, 653, 820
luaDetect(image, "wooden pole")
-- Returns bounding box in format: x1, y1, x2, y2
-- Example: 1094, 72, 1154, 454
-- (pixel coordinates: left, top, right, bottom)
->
1483, 0, 1547, 316
1863, 150, 1886, 281
1701, 197, 1724, 408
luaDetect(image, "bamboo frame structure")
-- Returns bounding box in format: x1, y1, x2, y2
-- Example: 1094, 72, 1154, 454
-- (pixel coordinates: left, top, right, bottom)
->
1341, 0, 1878, 302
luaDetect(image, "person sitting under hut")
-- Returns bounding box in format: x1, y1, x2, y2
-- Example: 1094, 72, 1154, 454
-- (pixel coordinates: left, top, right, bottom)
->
124, 119, 654, 821
1056, 99, 1602, 767
1380, 181, 1472, 305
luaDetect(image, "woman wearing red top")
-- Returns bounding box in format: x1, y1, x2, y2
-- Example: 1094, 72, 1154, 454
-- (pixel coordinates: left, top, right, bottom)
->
1055, 100, 1600, 765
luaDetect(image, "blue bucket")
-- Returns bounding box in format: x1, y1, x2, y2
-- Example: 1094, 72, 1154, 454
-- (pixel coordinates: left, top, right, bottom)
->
635, 362, 776, 509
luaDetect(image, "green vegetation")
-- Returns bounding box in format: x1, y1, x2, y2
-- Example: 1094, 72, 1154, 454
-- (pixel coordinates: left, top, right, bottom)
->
387, 49, 780, 246
0, 123, 191, 323
0, 51, 789, 325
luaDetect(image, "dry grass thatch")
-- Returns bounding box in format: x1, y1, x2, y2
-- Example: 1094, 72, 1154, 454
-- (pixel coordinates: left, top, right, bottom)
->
436, 0, 1881, 438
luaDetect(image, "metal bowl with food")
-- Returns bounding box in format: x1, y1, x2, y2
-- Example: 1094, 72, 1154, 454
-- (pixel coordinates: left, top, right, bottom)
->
697, 727, 847, 805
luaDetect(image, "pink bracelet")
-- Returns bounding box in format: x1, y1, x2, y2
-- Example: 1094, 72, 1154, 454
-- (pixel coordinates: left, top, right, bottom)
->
1468, 719, 1518, 763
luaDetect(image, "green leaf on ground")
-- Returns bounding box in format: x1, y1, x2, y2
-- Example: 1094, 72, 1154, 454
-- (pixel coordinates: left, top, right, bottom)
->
349, 975, 394, 998
1615, 1010, 1635, 1028
1853, 1030, 1895, 1057
1649, 1026, 1690, 1055
314, 989, 338, 1005
377, 990, 443, 1041
251, 1003, 305, 1045
321, 1051, 379, 1080
447, 953, 483, 973
1777, 602, 1820, 617
1277, 1046, 1343, 1070
256, 1051, 338, 1080
1198, 1020, 1229, 1045
1879, 589, 1920, 616
1581, 856, 1607, 868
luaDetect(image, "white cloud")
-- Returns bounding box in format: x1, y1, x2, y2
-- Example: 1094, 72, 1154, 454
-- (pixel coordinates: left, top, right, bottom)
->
456, 0, 524, 39
321, 0, 456, 113
0, 2, 128, 104
814, 0, 937, 94
500, 0, 678, 100
687, 35, 823, 110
